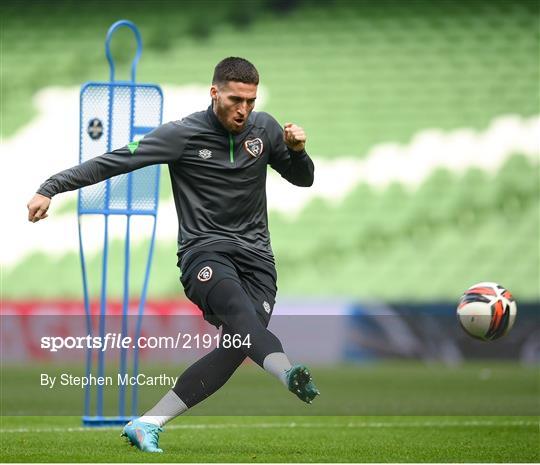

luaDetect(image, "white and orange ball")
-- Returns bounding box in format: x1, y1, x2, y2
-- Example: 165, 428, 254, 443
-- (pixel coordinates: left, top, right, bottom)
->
457, 282, 517, 341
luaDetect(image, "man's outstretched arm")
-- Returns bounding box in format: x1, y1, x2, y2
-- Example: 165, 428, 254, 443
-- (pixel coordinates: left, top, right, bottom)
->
27, 122, 183, 223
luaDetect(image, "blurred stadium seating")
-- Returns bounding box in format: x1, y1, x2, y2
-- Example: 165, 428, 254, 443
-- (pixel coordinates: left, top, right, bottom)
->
2, 0, 538, 301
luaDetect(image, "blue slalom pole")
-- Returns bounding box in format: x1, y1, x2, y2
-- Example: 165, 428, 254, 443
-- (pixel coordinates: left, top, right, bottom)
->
118, 214, 131, 418
78, 217, 93, 421
96, 214, 110, 418
132, 214, 158, 416
78, 19, 162, 426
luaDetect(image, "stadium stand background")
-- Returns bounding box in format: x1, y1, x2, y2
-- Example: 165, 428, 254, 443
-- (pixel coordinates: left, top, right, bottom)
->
2, 0, 539, 302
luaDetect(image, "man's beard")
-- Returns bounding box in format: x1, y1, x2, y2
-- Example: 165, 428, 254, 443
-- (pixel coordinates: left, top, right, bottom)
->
214, 102, 245, 133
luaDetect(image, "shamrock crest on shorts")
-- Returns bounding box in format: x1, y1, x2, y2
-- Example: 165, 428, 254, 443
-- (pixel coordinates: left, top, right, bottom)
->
197, 266, 213, 282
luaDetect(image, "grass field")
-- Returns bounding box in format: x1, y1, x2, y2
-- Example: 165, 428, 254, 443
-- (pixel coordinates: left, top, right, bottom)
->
1, 362, 539, 461
3, 362, 539, 416
1, 415, 538, 462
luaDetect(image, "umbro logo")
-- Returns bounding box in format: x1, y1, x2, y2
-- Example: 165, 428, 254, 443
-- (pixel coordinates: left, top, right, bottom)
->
263, 301, 271, 314
198, 149, 212, 159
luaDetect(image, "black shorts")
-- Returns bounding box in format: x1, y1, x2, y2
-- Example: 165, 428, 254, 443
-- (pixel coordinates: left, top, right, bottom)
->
179, 245, 278, 328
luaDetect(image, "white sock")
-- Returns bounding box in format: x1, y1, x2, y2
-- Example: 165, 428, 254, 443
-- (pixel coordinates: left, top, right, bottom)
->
263, 352, 292, 387
138, 390, 188, 428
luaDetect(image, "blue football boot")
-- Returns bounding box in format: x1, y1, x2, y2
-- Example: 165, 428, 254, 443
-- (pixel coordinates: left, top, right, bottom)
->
121, 419, 163, 453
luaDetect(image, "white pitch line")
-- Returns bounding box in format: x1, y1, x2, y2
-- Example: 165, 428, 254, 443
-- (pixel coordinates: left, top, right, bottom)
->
0, 420, 537, 434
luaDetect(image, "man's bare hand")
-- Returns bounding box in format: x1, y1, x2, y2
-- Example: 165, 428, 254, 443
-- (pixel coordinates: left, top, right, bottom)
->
284, 123, 306, 152
27, 194, 51, 223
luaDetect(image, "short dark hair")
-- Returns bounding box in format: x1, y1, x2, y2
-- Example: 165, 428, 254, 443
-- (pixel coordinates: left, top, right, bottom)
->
212, 57, 259, 86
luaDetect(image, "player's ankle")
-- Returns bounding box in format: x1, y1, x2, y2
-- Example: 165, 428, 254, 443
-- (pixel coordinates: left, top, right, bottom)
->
137, 416, 163, 427
263, 352, 292, 387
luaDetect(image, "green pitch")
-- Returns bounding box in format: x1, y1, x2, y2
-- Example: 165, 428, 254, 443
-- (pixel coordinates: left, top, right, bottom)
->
1, 415, 538, 462
3, 362, 538, 416
1, 362, 539, 462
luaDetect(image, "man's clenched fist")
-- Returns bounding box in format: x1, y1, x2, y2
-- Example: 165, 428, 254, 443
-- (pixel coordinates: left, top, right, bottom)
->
27, 193, 51, 223
284, 123, 306, 152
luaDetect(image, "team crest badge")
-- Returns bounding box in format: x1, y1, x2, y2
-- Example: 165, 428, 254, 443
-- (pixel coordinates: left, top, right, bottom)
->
197, 266, 213, 282
244, 138, 264, 158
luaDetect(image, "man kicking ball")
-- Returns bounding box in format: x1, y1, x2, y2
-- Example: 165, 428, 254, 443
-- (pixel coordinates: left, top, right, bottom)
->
27, 57, 319, 453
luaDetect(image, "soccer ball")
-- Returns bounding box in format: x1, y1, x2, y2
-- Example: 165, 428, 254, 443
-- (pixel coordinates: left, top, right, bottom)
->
457, 282, 517, 341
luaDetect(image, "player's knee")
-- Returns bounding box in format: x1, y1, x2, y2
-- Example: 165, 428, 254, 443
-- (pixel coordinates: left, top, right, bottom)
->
210, 279, 245, 315
214, 346, 246, 369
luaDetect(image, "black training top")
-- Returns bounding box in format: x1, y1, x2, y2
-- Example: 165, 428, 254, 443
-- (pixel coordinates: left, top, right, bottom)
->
37, 106, 315, 266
